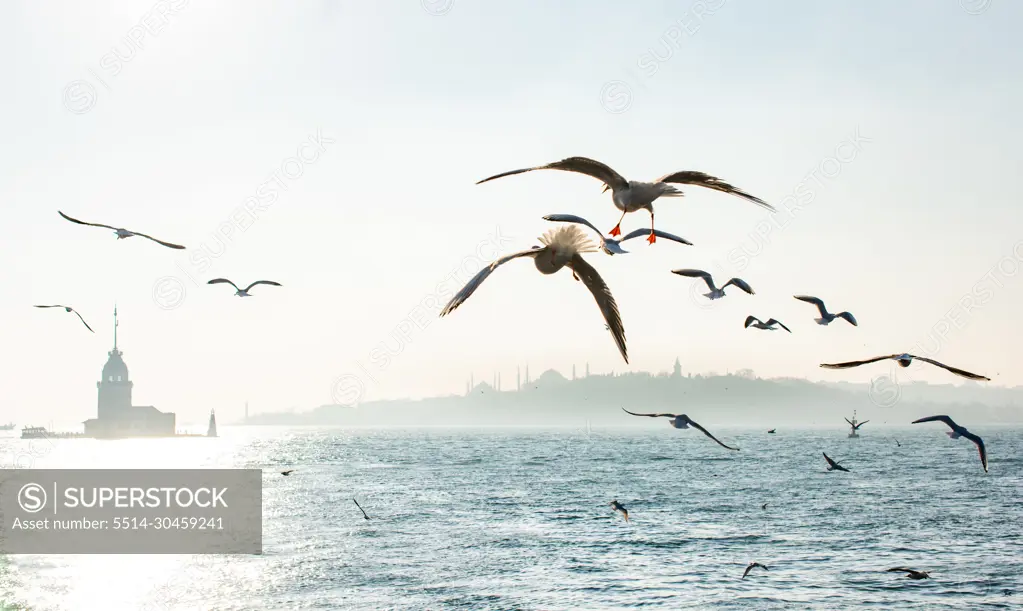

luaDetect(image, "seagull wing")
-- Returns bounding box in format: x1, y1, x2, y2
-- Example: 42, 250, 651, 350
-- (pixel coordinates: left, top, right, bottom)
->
913, 356, 991, 381
57, 210, 117, 231
438, 249, 539, 317
744, 315, 761, 329
793, 295, 829, 317
207, 278, 241, 292
655, 170, 775, 211
568, 254, 628, 363
836, 311, 858, 326
723, 278, 755, 295
911, 414, 958, 429
353, 498, 370, 519
477, 156, 629, 191
621, 407, 677, 418
130, 230, 186, 250
855, 420, 870, 429
823, 452, 840, 468
71, 309, 94, 333
619, 228, 693, 246
887, 567, 917, 574
243, 280, 283, 293
742, 564, 755, 579
685, 417, 740, 451
820, 355, 900, 370
671, 269, 715, 291
542, 214, 605, 240
765, 318, 791, 333
844, 418, 854, 426
960, 431, 988, 472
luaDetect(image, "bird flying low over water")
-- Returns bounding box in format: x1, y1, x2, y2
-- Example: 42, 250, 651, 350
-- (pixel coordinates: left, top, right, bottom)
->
743, 562, 769, 579
280, 470, 295, 476
744, 316, 791, 332
820, 353, 990, 381
542, 214, 693, 254
672, 269, 754, 300
887, 567, 931, 580
476, 156, 773, 242
439, 225, 628, 363
621, 408, 739, 451
609, 500, 629, 522
353, 499, 370, 520
793, 295, 857, 326
912, 415, 988, 473
58, 211, 186, 250
767, 429, 776, 434
207, 278, 282, 297
845, 417, 869, 432
823, 453, 849, 472
33, 305, 94, 333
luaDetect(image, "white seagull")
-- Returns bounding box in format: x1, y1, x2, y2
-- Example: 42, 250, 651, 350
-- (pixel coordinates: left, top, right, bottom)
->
439, 225, 628, 363
207, 278, 283, 297
58, 211, 185, 250
542, 214, 693, 255
476, 157, 774, 242
672, 269, 755, 300
621, 408, 739, 451
793, 295, 857, 326
33, 305, 94, 333
820, 353, 990, 381
744, 316, 791, 332
912, 415, 988, 473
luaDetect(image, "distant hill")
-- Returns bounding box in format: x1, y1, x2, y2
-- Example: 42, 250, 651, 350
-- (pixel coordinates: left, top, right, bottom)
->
242, 370, 1023, 427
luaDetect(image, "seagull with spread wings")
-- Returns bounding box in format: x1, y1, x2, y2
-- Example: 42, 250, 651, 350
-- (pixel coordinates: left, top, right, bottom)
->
823, 452, 850, 472
621, 408, 739, 451
476, 157, 773, 242
845, 417, 869, 432
58, 211, 186, 250
672, 269, 754, 300
793, 295, 857, 326
912, 415, 988, 473
743, 562, 769, 579
33, 305, 94, 333
439, 225, 628, 363
744, 316, 791, 332
207, 278, 282, 297
542, 214, 693, 255
820, 353, 990, 381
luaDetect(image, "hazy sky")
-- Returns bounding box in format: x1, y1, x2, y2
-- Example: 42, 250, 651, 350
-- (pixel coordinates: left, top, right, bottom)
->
3, 1, 1022, 426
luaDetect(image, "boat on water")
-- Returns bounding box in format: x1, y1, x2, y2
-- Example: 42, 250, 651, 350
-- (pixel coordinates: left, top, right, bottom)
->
21, 426, 84, 439
846, 411, 868, 438
0, 422, 15, 431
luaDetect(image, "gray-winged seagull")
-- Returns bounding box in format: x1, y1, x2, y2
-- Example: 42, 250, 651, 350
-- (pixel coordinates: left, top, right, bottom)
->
58, 210, 185, 250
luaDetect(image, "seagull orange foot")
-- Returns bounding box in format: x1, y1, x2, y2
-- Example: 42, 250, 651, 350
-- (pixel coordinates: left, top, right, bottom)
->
608, 224, 622, 237
647, 231, 657, 244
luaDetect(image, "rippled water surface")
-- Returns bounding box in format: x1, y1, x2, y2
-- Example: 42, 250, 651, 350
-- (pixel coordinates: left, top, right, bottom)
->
1, 425, 1021, 609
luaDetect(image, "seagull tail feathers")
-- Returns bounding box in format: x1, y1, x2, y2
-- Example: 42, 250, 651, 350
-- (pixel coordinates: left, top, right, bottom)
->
539, 225, 597, 255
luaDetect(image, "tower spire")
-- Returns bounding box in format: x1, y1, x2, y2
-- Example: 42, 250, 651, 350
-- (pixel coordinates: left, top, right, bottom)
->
113, 304, 119, 351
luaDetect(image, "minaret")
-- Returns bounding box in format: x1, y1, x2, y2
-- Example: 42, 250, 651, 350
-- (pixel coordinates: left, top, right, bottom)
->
498, 372, 502, 391
244, 401, 249, 421
517, 367, 521, 391
673, 357, 682, 378
572, 365, 576, 380
525, 365, 530, 384
585, 362, 590, 378
470, 373, 474, 390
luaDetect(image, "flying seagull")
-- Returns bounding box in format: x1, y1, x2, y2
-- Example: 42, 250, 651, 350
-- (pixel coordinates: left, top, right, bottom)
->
887, 567, 931, 580
744, 316, 791, 332
439, 225, 628, 363
353, 498, 370, 520
280, 470, 294, 476
767, 429, 776, 434
33, 305, 94, 333
542, 214, 693, 255
621, 408, 739, 451
476, 157, 773, 242
609, 499, 629, 522
761, 502, 769, 509
672, 269, 754, 300
58, 210, 185, 250
845, 417, 869, 433
207, 278, 282, 297
793, 295, 857, 326
743, 562, 769, 579
912, 415, 987, 473
895, 438, 901, 447
823, 452, 849, 472
820, 353, 990, 381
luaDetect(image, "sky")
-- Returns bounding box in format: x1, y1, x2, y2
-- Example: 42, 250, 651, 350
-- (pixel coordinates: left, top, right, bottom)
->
2, 0, 1022, 426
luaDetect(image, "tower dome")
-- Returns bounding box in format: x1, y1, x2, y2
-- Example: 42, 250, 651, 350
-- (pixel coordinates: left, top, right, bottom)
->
102, 350, 129, 382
